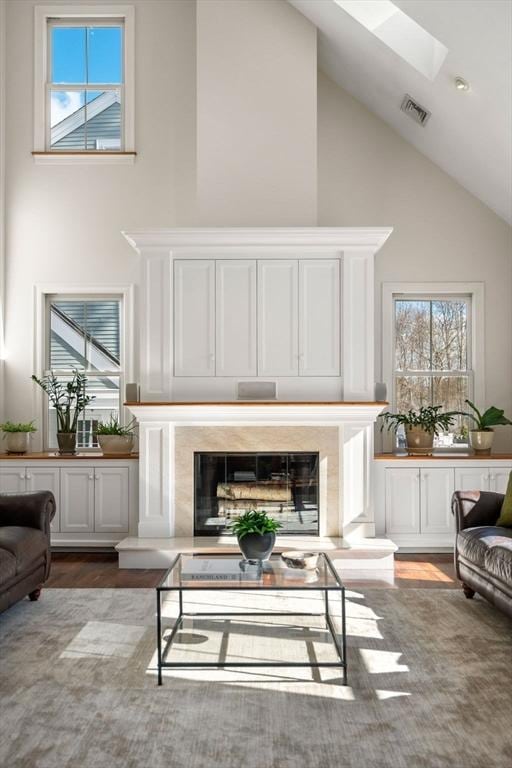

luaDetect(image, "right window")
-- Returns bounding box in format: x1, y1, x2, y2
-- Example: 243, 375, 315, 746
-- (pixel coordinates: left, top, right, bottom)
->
393, 295, 472, 446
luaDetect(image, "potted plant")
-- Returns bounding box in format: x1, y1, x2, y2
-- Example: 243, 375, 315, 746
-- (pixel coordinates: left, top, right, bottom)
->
0, 421, 37, 455
458, 399, 512, 455
380, 405, 458, 456
230, 510, 282, 563
31, 370, 95, 455
95, 414, 137, 456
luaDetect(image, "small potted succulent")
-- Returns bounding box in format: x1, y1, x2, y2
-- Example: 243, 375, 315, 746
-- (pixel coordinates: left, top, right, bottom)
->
95, 413, 136, 456
32, 370, 95, 454
458, 399, 512, 455
380, 405, 459, 456
230, 510, 282, 563
0, 421, 37, 455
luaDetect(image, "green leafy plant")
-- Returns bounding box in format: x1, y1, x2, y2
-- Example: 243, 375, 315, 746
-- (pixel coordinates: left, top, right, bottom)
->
31, 370, 95, 433
95, 413, 136, 436
459, 399, 512, 432
0, 421, 37, 434
230, 510, 282, 540
380, 405, 459, 436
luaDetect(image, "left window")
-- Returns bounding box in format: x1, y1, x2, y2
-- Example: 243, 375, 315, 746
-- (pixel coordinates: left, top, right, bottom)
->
44, 295, 123, 450
34, 6, 134, 157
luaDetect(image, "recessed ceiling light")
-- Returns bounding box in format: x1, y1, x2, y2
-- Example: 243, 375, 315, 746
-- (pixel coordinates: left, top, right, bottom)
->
454, 76, 470, 91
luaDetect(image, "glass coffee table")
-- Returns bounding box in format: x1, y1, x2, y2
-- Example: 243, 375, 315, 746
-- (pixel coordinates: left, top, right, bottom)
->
155, 552, 347, 686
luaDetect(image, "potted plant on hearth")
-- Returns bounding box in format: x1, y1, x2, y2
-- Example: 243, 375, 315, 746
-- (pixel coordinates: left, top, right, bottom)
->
230, 510, 282, 563
95, 413, 137, 456
31, 370, 95, 455
0, 421, 37, 455
457, 399, 512, 455
380, 405, 459, 456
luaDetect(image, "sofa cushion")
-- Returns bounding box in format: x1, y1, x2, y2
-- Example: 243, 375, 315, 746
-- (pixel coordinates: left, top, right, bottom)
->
457, 526, 512, 568
0, 548, 17, 585
0, 527, 47, 574
485, 539, 512, 585
497, 471, 512, 526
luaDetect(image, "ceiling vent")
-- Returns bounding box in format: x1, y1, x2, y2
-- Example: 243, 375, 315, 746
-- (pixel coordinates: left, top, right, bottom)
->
400, 94, 431, 126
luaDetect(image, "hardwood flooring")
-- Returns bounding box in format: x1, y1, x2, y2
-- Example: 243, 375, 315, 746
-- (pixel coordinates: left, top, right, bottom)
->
46, 552, 458, 590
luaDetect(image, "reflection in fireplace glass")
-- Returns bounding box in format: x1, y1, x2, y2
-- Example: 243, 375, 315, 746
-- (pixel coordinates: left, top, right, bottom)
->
194, 452, 319, 535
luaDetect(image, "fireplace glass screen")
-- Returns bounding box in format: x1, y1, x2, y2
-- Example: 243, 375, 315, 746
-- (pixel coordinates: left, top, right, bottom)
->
194, 452, 319, 536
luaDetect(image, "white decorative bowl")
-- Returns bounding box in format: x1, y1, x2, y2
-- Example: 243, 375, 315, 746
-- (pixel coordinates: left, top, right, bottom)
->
281, 551, 319, 570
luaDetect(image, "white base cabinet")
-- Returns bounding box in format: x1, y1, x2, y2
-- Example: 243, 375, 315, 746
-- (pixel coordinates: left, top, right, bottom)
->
375, 457, 512, 550
0, 457, 138, 546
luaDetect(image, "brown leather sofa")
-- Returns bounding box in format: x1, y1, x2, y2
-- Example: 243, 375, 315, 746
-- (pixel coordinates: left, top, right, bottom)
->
0, 491, 56, 614
452, 490, 512, 619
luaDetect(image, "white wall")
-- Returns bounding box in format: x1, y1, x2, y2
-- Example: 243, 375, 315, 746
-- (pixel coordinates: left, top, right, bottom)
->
318, 72, 512, 451
196, 0, 317, 225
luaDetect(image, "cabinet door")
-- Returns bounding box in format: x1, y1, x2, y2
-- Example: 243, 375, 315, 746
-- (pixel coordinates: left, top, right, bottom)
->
26, 467, 61, 532
299, 259, 341, 376
94, 467, 129, 533
489, 467, 512, 494
174, 260, 215, 376
257, 260, 298, 376
216, 260, 257, 376
454, 468, 489, 493
60, 468, 95, 532
420, 468, 455, 535
0, 468, 27, 493
385, 468, 420, 535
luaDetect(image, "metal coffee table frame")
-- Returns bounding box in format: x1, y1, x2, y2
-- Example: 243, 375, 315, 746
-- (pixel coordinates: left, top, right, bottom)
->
156, 552, 347, 686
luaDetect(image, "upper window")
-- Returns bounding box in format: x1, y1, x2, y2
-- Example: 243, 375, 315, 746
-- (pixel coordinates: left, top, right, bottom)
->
393, 295, 472, 446
34, 6, 134, 159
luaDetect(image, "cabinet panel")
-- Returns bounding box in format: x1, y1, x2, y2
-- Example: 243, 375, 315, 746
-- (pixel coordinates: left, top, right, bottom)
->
454, 468, 489, 493
258, 260, 298, 376
174, 260, 215, 376
420, 468, 454, 535
94, 467, 129, 532
489, 468, 512, 494
0, 468, 26, 493
216, 260, 257, 376
60, 468, 95, 532
26, 468, 61, 532
299, 259, 341, 376
385, 468, 420, 534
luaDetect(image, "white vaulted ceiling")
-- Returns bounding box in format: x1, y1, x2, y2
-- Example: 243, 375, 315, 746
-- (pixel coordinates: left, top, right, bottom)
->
290, 0, 512, 224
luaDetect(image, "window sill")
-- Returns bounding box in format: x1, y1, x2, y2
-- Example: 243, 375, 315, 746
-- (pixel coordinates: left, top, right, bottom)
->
32, 151, 136, 166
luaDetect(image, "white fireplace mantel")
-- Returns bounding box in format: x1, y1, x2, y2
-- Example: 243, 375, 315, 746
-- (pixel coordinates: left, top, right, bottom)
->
122, 227, 393, 402
125, 401, 387, 541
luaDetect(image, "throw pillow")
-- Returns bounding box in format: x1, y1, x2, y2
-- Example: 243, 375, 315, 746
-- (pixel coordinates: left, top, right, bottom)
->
497, 471, 512, 527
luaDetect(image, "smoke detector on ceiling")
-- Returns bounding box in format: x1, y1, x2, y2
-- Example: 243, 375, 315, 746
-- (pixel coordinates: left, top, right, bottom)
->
400, 94, 431, 126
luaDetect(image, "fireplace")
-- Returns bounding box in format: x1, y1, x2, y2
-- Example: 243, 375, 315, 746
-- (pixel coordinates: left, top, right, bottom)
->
194, 452, 320, 536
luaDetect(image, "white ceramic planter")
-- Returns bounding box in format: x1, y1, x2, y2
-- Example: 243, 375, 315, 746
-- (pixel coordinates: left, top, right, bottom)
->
98, 435, 134, 456
4, 432, 31, 454
469, 429, 494, 455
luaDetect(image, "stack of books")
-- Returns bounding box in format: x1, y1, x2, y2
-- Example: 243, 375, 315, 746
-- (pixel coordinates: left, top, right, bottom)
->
180, 558, 262, 581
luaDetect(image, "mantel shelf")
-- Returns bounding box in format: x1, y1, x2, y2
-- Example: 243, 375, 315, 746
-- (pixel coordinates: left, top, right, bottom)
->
125, 401, 388, 407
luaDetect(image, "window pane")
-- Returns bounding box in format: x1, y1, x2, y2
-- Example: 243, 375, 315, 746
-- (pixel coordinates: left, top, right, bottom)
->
431, 300, 467, 371
84, 90, 122, 150
395, 300, 431, 370
51, 26, 86, 83
50, 300, 120, 371
395, 375, 431, 412
87, 26, 122, 84
433, 375, 469, 442
50, 90, 86, 149
84, 300, 121, 368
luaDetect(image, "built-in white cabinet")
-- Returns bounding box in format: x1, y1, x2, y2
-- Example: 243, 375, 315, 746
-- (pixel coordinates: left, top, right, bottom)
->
375, 458, 512, 549
0, 458, 137, 546
173, 257, 342, 380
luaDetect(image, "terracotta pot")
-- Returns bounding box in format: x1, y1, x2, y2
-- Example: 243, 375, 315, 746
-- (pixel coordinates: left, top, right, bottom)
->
98, 435, 134, 456
5, 432, 31, 455
405, 426, 435, 456
469, 429, 494, 455
57, 432, 77, 455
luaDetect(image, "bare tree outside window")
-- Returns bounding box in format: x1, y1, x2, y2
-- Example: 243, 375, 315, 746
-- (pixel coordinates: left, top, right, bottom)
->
394, 297, 471, 446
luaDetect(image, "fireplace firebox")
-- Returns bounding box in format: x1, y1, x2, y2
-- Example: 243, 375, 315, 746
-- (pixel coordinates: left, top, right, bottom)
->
194, 452, 319, 536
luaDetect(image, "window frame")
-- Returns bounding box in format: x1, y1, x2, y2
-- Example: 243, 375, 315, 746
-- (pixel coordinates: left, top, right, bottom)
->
33, 5, 135, 163
381, 282, 485, 453
34, 284, 134, 451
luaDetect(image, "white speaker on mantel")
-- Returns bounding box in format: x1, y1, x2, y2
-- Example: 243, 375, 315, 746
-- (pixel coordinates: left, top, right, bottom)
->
125, 383, 140, 402
375, 382, 387, 402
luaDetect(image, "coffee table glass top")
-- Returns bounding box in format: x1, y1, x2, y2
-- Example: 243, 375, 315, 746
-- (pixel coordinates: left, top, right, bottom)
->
158, 552, 343, 590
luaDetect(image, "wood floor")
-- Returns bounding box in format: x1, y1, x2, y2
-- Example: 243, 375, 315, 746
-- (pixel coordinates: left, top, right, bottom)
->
46, 552, 458, 590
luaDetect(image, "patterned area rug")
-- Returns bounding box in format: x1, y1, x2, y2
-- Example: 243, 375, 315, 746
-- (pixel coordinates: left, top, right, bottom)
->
0, 587, 511, 768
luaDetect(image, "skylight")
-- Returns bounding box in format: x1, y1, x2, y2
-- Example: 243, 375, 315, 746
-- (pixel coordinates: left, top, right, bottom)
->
334, 0, 448, 81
